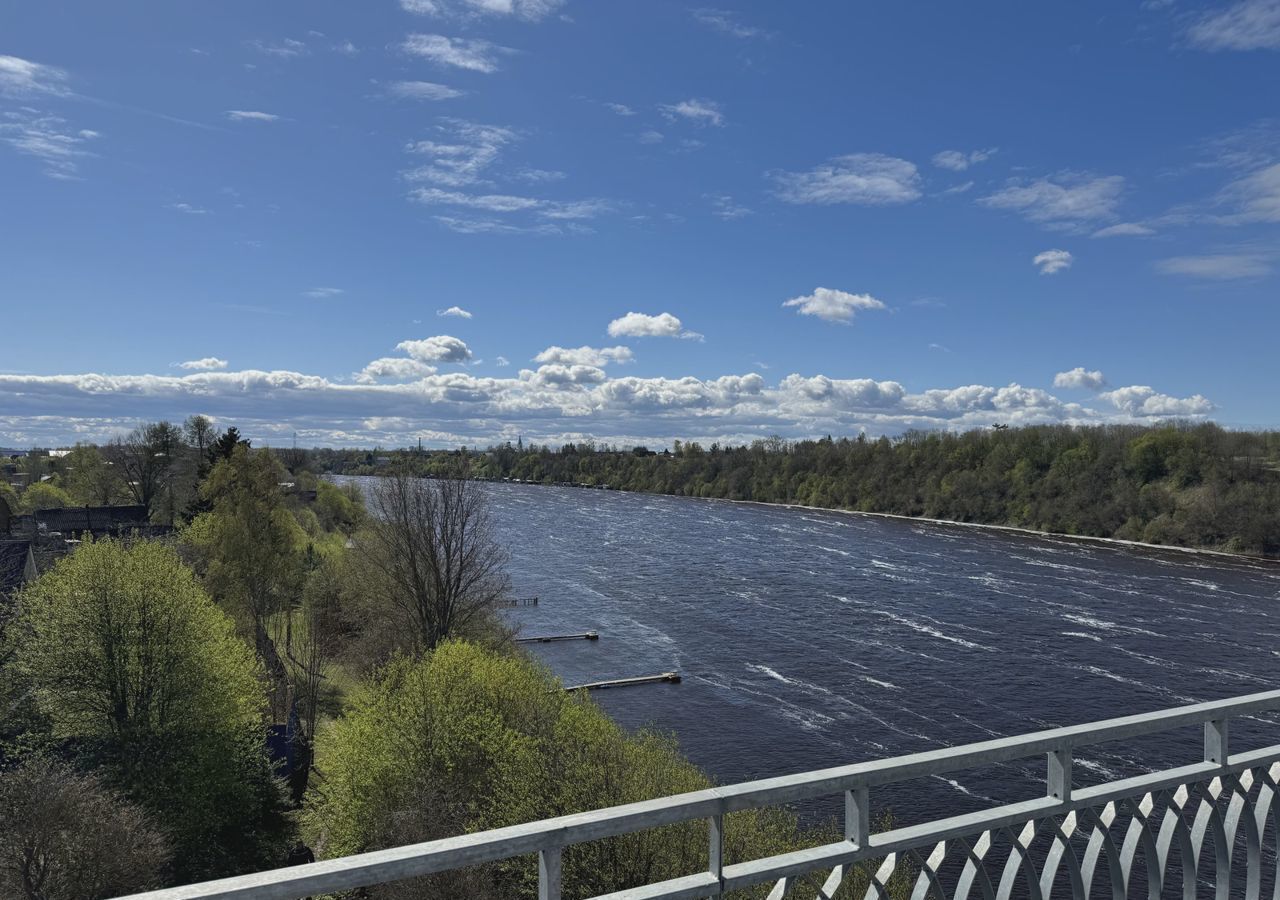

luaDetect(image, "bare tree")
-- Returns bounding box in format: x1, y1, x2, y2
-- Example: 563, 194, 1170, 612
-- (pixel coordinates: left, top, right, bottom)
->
357, 468, 510, 654
107, 421, 183, 519
0, 757, 170, 900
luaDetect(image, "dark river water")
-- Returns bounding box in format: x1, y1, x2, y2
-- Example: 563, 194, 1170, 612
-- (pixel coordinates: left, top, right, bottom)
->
350, 478, 1280, 827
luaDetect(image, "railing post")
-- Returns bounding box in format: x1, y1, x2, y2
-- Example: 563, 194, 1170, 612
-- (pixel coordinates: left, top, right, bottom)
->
538, 845, 562, 900
1205, 718, 1230, 767
1046, 746, 1072, 802
846, 786, 870, 846
708, 813, 724, 895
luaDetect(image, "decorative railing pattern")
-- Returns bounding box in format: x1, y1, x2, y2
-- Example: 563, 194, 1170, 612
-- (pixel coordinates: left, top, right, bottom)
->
116, 689, 1280, 900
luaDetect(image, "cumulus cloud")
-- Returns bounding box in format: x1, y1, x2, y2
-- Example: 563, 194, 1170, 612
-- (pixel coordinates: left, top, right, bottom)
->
400, 0, 565, 22
437, 305, 473, 318
782, 287, 887, 324
980, 173, 1124, 227
0, 54, 70, 97
387, 80, 465, 101
1155, 253, 1272, 279
1053, 368, 1107, 390
1187, 0, 1280, 50
1099, 385, 1213, 417
1033, 249, 1074, 275
495, 356, 511, 367
401, 34, 514, 73
604, 102, 635, 116
659, 99, 725, 127
533, 345, 634, 367
395, 335, 473, 363
226, 110, 279, 122
0, 367, 1214, 449
607, 312, 702, 340
355, 358, 439, 383
177, 357, 229, 371
932, 148, 996, 171
773, 153, 922, 206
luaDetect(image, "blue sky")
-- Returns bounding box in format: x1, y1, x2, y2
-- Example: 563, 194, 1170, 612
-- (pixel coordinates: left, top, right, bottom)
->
2, 0, 1278, 448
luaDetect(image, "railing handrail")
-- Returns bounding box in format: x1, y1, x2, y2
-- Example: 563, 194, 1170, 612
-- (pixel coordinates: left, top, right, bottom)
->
114, 687, 1280, 900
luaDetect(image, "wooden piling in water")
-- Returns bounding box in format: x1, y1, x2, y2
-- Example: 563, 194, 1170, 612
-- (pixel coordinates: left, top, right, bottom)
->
516, 631, 599, 643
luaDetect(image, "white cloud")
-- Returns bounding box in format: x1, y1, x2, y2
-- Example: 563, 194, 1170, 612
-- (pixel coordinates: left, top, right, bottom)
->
1092, 222, 1155, 238
659, 99, 725, 127
607, 312, 703, 340
941, 181, 974, 196
167, 202, 209, 215
604, 102, 636, 116
411, 188, 542, 212
403, 119, 516, 187
980, 173, 1124, 227
355, 357, 439, 383
177, 357, 229, 371
521, 364, 608, 387
400, 0, 565, 22
1155, 253, 1272, 279
395, 335, 473, 363
774, 153, 922, 206
1214, 162, 1280, 223
401, 34, 514, 73
1099, 385, 1213, 417
1033, 249, 1074, 275
0, 55, 70, 97
533, 345, 634, 367
1053, 368, 1107, 390
708, 194, 752, 219
437, 305, 473, 318
0, 110, 99, 178
388, 80, 465, 100
226, 110, 279, 122
1187, 0, 1280, 50
0, 368, 1215, 449
513, 167, 566, 183
248, 38, 308, 59
932, 148, 996, 171
304, 287, 344, 298
637, 129, 664, 145
691, 8, 768, 38
495, 356, 511, 367
782, 287, 887, 324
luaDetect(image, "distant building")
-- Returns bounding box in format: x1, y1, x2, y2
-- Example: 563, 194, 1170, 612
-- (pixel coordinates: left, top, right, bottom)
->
27, 505, 154, 539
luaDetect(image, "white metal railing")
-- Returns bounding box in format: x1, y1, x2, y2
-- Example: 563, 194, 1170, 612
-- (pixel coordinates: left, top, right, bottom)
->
116, 689, 1280, 900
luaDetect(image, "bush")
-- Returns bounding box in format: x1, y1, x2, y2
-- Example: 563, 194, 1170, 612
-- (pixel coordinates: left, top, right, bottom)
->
0, 756, 169, 900
11, 539, 289, 881
306, 642, 879, 899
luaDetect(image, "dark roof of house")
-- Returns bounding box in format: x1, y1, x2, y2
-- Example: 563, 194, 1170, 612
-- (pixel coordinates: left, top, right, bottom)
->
0, 540, 33, 597
32, 505, 149, 535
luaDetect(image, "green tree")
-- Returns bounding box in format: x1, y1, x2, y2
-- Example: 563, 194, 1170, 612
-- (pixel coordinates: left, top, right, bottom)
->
62, 444, 124, 506
188, 445, 305, 721
11, 539, 288, 881
307, 642, 893, 900
17, 481, 74, 514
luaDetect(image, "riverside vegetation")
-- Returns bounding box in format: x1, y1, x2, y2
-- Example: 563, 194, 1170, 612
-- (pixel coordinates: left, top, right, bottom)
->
0, 419, 909, 900
319, 422, 1280, 557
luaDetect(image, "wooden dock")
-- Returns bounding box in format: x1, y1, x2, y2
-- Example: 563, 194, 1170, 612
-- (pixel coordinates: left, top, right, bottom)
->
500, 597, 539, 608
516, 631, 599, 643
563, 672, 681, 691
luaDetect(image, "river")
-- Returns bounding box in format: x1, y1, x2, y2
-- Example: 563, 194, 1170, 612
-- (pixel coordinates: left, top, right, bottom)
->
474, 482, 1280, 825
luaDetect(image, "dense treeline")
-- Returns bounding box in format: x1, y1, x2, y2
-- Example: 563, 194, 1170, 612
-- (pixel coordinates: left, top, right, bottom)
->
319, 422, 1280, 557
1, 423, 910, 899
